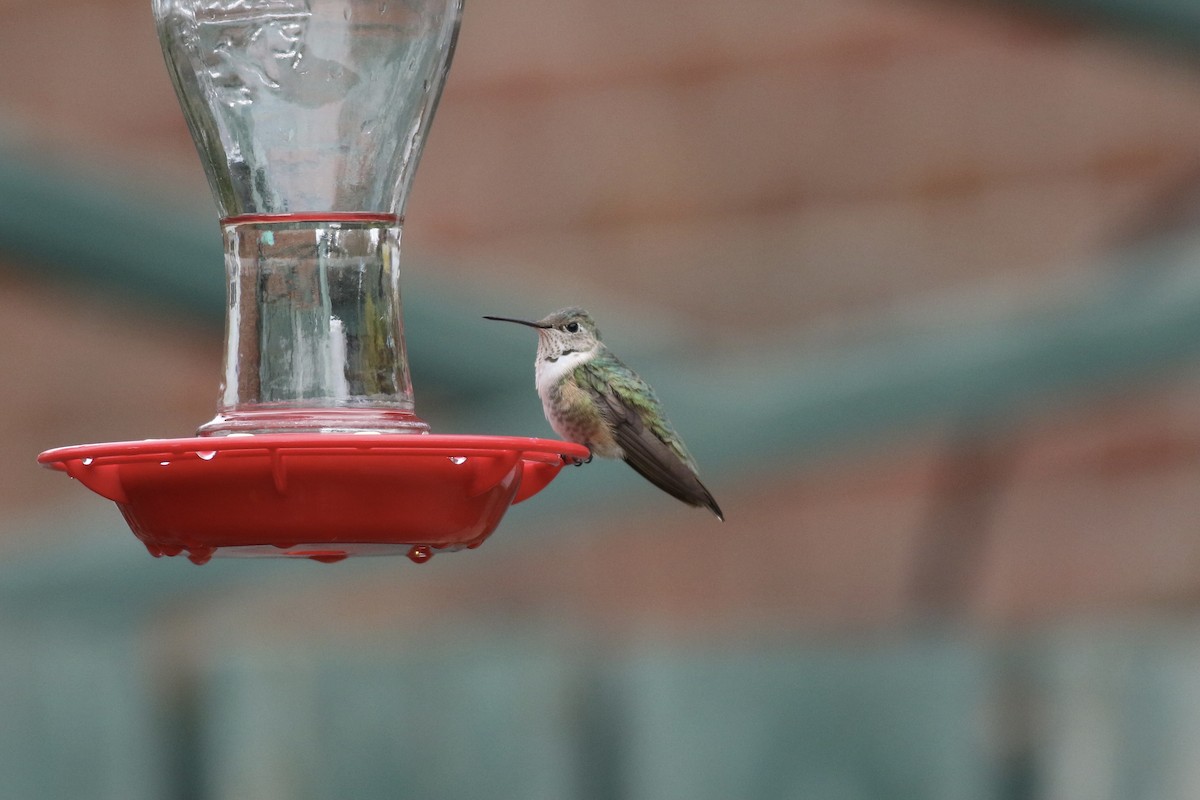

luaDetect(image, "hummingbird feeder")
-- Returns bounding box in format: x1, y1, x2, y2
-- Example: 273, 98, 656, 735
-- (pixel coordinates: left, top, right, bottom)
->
38, 0, 587, 564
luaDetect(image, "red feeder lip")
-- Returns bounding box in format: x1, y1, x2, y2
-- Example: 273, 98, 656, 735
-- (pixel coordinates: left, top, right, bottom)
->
38, 434, 590, 564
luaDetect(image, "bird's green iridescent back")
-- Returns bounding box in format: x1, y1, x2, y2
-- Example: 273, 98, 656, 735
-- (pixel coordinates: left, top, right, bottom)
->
575, 349, 699, 471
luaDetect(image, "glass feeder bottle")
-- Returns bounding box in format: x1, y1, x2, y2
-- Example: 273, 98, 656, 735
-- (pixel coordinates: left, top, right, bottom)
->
36, 0, 587, 566
153, 0, 462, 435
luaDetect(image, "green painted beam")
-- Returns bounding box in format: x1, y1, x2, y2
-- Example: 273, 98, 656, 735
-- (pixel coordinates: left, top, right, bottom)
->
0, 146, 225, 321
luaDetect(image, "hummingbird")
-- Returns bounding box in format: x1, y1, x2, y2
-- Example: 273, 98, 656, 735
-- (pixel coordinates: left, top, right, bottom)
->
484, 307, 723, 520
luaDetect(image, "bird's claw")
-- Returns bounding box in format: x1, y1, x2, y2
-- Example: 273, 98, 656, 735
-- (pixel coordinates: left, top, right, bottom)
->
561, 450, 593, 467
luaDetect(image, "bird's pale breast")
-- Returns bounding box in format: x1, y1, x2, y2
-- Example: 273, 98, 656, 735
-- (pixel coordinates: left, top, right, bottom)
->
544, 375, 621, 458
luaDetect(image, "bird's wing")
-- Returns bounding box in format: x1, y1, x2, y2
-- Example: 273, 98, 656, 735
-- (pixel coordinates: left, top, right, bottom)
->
576, 353, 721, 516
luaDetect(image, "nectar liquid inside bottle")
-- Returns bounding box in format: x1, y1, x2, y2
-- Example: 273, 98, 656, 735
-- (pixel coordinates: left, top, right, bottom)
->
199, 212, 428, 435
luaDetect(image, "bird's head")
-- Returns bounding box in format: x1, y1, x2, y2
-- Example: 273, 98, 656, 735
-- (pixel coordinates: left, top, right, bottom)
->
484, 307, 603, 363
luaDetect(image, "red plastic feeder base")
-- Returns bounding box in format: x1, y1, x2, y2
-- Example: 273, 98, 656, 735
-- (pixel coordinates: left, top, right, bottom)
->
38, 434, 589, 564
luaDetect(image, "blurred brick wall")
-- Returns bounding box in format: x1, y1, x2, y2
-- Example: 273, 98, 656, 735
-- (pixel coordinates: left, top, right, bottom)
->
3, 0, 1199, 330
416, 0, 1200, 332
5, 0, 1200, 623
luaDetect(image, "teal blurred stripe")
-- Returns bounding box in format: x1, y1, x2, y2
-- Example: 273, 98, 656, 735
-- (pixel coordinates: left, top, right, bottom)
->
0, 144, 225, 321
190, 633, 995, 800
0, 620, 168, 799
615, 638, 993, 800
198, 637, 584, 799
0, 615, 998, 799
998, 0, 1200, 50
6, 613, 1200, 798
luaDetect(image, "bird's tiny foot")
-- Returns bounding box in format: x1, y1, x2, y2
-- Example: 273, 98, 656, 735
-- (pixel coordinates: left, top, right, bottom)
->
561, 448, 593, 467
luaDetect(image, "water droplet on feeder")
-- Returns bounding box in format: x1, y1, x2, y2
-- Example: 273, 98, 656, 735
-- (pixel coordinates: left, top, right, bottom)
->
449, 456, 467, 465
187, 546, 215, 565
160, 461, 171, 467
197, 451, 217, 461
307, 551, 349, 564
407, 545, 432, 564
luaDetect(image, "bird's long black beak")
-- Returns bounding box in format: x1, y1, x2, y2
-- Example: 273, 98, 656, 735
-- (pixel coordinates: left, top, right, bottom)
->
483, 315, 549, 329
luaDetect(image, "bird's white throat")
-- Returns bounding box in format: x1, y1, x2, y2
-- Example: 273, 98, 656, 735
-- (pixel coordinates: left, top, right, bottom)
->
535, 348, 596, 397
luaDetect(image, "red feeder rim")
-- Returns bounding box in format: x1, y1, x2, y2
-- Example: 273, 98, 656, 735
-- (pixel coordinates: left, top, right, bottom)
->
38, 434, 589, 564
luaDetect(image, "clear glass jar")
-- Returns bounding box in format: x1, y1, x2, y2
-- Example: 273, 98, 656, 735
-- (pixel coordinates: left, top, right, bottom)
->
153, 0, 462, 434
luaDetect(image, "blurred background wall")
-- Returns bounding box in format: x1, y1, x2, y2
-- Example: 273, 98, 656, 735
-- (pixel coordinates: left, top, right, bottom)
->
6, 0, 1200, 797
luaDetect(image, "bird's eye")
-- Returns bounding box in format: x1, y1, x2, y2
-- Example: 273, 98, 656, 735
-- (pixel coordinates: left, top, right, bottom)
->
565, 322, 580, 333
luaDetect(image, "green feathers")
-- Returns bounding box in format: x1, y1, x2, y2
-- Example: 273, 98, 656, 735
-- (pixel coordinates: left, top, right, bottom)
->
576, 352, 698, 472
